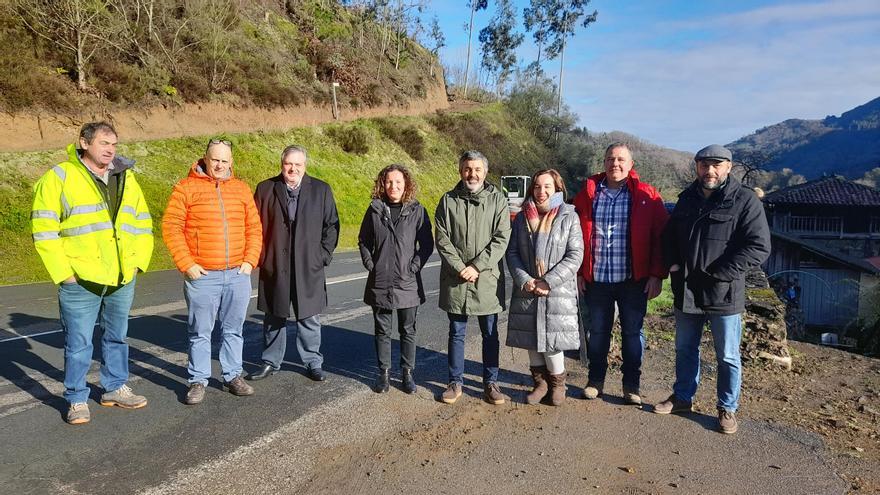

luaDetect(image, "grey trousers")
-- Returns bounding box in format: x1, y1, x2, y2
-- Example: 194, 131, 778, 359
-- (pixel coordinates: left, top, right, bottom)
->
261, 314, 323, 370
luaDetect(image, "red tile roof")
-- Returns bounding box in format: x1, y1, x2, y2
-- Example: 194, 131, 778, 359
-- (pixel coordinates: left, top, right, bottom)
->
763, 177, 880, 206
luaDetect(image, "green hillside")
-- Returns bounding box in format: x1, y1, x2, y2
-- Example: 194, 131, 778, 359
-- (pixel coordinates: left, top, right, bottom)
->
1, 0, 440, 114
0, 104, 553, 286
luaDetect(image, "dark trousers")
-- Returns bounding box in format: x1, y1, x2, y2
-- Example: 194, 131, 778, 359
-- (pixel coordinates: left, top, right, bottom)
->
586, 280, 648, 390
372, 306, 418, 370
447, 313, 499, 384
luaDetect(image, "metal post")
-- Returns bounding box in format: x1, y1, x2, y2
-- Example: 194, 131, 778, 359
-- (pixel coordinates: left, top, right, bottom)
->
331, 82, 340, 120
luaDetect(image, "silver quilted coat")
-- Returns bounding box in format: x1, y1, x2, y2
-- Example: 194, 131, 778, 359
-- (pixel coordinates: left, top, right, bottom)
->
506, 203, 584, 352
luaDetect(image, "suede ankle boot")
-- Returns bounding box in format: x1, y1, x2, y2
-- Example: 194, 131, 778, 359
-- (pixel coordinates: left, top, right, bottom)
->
548, 372, 567, 406
526, 366, 549, 404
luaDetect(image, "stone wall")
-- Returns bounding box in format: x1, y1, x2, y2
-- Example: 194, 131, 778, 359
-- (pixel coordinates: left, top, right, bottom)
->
743, 269, 793, 369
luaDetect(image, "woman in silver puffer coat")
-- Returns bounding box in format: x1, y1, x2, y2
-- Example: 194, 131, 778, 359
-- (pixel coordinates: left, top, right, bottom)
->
506, 169, 584, 406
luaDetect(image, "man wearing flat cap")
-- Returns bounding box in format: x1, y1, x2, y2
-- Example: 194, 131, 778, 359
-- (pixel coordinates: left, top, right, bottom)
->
656, 144, 770, 434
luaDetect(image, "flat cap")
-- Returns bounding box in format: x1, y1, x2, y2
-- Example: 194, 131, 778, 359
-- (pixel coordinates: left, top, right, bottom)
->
695, 144, 732, 162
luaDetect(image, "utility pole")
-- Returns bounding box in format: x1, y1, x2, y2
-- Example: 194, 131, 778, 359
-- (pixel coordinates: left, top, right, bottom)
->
331, 82, 340, 120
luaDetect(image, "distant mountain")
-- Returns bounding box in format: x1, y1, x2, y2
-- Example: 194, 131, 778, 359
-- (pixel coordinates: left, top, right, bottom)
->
727, 97, 880, 179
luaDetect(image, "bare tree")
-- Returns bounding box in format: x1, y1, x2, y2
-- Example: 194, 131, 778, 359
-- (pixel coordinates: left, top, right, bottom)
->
733, 149, 773, 187
390, 0, 423, 71
202, 0, 237, 92
13, 0, 114, 90
427, 16, 445, 77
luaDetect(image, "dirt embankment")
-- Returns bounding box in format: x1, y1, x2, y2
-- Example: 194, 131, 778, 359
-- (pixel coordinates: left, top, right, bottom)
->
0, 80, 449, 152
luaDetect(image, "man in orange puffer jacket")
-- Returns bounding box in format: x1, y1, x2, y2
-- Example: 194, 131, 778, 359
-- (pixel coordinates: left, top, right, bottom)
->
162, 139, 263, 405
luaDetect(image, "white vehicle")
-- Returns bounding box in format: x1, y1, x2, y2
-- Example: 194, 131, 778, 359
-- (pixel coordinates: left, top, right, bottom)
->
501, 175, 532, 220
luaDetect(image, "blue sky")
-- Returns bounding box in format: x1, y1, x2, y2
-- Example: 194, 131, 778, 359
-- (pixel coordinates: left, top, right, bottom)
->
421, 0, 880, 152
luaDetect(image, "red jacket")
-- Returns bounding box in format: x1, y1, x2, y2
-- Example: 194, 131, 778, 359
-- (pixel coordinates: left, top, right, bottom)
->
572, 169, 669, 283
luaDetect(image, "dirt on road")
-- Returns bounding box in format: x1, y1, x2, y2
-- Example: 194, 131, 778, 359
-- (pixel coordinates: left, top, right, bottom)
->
146, 314, 880, 495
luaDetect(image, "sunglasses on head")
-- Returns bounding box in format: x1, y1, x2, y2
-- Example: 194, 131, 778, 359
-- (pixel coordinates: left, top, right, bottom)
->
208, 139, 232, 148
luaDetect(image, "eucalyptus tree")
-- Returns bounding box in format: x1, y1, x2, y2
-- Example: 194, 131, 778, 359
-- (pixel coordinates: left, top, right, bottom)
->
462, 0, 488, 97
523, 0, 552, 84
545, 0, 598, 118
478, 0, 523, 97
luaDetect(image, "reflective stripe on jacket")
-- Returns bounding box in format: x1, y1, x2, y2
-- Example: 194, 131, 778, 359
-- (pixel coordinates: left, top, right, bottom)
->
31, 144, 154, 285
161, 160, 262, 272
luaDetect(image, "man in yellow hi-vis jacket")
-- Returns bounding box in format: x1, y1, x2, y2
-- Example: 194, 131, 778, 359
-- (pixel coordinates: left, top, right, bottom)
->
31, 122, 154, 425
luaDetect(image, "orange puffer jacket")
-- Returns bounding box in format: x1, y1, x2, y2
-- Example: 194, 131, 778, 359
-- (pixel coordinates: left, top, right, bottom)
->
162, 160, 262, 272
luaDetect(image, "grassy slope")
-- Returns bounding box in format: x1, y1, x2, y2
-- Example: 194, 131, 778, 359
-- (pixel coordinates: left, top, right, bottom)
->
0, 104, 553, 285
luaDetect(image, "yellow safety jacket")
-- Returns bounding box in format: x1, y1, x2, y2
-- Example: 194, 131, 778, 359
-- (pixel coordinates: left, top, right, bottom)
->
31, 144, 154, 285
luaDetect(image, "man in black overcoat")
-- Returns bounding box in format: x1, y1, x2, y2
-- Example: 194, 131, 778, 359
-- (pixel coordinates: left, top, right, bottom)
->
247, 145, 340, 382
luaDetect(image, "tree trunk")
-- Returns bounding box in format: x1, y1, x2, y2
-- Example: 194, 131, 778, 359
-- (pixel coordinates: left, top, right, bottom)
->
76, 29, 87, 90
534, 41, 542, 85
463, 0, 476, 98
555, 32, 566, 142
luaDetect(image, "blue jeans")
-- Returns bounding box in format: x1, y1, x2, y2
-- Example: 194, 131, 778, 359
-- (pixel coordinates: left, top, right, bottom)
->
447, 313, 499, 384
261, 313, 323, 370
59, 278, 137, 404
184, 268, 252, 385
672, 309, 743, 412
586, 280, 647, 391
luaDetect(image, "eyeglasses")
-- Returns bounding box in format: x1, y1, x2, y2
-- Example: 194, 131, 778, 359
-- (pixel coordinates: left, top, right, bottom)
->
207, 139, 232, 148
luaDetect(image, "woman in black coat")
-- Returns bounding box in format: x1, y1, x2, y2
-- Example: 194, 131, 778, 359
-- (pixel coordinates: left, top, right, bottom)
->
358, 164, 434, 394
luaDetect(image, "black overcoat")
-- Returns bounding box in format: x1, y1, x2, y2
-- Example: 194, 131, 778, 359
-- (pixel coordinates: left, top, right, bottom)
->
255, 174, 340, 319
357, 198, 434, 309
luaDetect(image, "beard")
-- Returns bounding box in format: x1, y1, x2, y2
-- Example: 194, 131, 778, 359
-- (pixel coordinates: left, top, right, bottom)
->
700, 175, 727, 190
463, 179, 484, 192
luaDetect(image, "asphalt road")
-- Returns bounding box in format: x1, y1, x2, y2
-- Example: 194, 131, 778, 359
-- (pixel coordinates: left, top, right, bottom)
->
0, 250, 444, 494
0, 251, 849, 494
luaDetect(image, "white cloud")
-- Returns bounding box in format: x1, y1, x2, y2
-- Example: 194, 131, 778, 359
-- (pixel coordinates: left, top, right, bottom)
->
565, 1, 880, 151
677, 0, 880, 29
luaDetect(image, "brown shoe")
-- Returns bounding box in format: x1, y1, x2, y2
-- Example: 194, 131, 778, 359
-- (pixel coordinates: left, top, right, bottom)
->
719, 409, 738, 434
440, 382, 462, 404
483, 382, 505, 405
653, 394, 693, 414
225, 376, 254, 396
526, 366, 549, 405
547, 373, 567, 406
185, 383, 206, 405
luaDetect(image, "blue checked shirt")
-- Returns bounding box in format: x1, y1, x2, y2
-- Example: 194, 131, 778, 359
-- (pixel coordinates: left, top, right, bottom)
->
592, 180, 631, 283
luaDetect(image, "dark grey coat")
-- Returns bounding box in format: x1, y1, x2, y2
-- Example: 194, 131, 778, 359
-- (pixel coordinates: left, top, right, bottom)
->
662, 175, 770, 315
506, 203, 584, 352
358, 199, 434, 309
255, 174, 340, 320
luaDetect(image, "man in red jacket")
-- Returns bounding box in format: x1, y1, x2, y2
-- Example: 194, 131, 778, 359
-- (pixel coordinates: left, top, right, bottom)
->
573, 142, 668, 405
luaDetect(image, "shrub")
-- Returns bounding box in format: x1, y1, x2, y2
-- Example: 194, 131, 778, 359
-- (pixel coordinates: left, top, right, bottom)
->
329, 125, 370, 155
170, 72, 211, 102
363, 83, 383, 107
377, 119, 425, 161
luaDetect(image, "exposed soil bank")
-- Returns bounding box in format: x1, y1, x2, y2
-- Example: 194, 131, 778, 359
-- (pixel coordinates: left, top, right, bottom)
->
0, 80, 448, 152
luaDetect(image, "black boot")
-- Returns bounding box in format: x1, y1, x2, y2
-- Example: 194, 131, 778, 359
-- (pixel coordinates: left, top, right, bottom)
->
373, 369, 390, 393
401, 368, 417, 394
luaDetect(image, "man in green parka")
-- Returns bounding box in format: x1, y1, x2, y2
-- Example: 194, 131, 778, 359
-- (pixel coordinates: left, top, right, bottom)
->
435, 150, 512, 405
